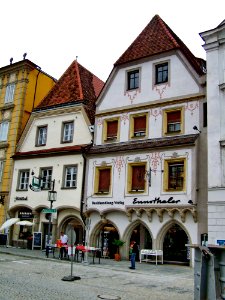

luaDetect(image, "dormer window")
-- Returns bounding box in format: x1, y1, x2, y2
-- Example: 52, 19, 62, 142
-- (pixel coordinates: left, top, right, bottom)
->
36, 125, 47, 146
127, 69, 139, 90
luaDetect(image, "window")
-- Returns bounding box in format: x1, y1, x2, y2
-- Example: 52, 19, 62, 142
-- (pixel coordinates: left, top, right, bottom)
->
127, 163, 146, 192
94, 167, 112, 194
36, 126, 47, 146
4, 83, 15, 103
0, 122, 9, 141
0, 161, 3, 182
40, 168, 52, 190
62, 121, 74, 143
163, 159, 186, 191
203, 102, 207, 127
127, 70, 139, 90
103, 118, 119, 142
63, 165, 77, 188
163, 108, 183, 135
130, 114, 148, 138
18, 170, 30, 190
155, 62, 168, 85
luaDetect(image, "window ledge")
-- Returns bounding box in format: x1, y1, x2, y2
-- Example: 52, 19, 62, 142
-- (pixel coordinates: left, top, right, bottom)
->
61, 187, 77, 190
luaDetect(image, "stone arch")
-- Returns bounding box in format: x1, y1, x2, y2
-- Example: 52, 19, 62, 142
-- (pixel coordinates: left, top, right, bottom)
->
122, 219, 153, 259
157, 220, 192, 265
89, 219, 120, 259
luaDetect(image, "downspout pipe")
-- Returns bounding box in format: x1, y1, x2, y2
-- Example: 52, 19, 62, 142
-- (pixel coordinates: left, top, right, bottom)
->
32, 66, 41, 111
81, 141, 93, 245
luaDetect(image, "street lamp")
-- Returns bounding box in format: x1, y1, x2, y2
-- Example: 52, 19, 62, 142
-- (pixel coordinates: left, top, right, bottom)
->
46, 180, 57, 258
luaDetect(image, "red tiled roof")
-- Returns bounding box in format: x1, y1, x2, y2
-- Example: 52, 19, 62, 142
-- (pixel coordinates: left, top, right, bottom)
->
88, 134, 199, 154
115, 15, 205, 75
12, 144, 89, 159
35, 60, 104, 123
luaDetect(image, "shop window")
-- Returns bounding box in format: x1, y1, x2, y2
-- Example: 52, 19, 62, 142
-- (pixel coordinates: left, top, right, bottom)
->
0, 121, 9, 141
163, 108, 183, 135
36, 125, 47, 146
127, 163, 147, 192
127, 69, 139, 90
94, 167, 112, 194
18, 170, 30, 191
40, 167, 52, 190
4, 83, 15, 104
62, 121, 74, 143
155, 62, 168, 85
103, 118, 119, 142
63, 165, 77, 188
163, 159, 186, 191
130, 114, 148, 138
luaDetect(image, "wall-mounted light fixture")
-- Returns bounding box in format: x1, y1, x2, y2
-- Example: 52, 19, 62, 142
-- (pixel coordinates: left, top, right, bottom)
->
193, 126, 201, 133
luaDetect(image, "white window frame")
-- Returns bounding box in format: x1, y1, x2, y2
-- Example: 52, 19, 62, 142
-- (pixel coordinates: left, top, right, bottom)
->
4, 83, 15, 103
63, 165, 77, 188
40, 168, 52, 190
37, 126, 47, 146
18, 170, 30, 190
0, 122, 9, 141
62, 121, 74, 143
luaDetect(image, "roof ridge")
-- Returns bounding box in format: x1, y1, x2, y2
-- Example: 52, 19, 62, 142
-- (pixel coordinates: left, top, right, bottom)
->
75, 60, 84, 100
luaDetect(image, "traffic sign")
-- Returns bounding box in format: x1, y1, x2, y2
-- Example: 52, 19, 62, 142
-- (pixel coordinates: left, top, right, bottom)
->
42, 209, 57, 213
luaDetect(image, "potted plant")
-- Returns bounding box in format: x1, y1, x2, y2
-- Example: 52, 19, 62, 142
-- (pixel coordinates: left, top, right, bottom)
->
112, 239, 125, 261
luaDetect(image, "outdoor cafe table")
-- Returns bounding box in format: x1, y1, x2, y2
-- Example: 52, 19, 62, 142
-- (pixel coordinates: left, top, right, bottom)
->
75, 245, 101, 264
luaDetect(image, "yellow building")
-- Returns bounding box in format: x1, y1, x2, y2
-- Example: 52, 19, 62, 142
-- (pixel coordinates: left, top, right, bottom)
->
0, 58, 56, 227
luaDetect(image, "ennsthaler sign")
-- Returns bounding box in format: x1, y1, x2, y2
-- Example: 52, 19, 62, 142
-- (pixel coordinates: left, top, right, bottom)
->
92, 197, 181, 206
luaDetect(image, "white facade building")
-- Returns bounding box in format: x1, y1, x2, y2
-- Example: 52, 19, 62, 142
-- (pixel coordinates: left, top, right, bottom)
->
8, 61, 104, 248
200, 20, 225, 245
84, 15, 207, 265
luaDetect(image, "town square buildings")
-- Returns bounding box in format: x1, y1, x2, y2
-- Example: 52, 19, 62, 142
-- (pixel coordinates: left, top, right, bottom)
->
1, 15, 225, 267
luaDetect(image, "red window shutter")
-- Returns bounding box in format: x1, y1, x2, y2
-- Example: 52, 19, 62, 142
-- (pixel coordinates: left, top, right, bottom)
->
98, 169, 110, 192
167, 111, 181, 122
134, 116, 146, 132
132, 165, 145, 190
107, 121, 118, 138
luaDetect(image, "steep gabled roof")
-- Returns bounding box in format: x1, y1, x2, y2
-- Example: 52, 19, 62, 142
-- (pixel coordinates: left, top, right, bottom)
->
35, 60, 104, 123
115, 14, 205, 75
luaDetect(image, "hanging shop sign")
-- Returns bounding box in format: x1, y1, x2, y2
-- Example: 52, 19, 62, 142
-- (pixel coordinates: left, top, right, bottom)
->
18, 211, 34, 219
29, 176, 42, 192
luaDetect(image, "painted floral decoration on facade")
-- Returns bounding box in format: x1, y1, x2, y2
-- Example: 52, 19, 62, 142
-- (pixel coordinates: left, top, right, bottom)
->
148, 152, 163, 174
154, 83, 168, 99
121, 113, 129, 125
185, 101, 199, 115
124, 88, 140, 103
113, 156, 125, 178
150, 107, 162, 121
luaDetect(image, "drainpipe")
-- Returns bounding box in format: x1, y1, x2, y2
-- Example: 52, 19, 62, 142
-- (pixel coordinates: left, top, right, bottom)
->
32, 66, 41, 111
81, 141, 93, 245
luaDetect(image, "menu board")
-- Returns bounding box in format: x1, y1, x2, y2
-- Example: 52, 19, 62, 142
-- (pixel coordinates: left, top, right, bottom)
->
32, 232, 42, 249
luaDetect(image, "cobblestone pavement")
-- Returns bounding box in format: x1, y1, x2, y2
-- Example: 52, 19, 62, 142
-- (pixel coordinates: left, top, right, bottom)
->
0, 246, 194, 300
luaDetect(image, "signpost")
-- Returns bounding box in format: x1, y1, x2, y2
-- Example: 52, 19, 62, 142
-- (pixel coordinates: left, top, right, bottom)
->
42, 209, 57, 213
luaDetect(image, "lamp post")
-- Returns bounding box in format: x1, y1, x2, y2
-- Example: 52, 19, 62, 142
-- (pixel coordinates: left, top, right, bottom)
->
46, 180, 57, 258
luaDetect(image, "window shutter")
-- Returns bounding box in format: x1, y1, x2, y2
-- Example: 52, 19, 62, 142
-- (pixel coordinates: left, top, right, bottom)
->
107, 121, 118, 138
134, 116, 146, 133
132, 165, 145, 190
167, 111, 181, 122
98, 169, 110, 192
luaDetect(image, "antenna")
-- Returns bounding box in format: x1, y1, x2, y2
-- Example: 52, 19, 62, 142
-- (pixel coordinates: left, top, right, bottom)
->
10, 58, 13, 65
23, 53, 27, 60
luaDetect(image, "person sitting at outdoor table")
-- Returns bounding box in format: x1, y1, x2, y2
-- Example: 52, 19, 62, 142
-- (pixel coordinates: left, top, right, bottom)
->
59, 231, 68, 259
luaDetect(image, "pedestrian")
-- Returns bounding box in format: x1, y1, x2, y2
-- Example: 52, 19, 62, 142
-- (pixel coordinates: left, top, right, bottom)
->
59, 231, 68, 259
129, 240, 138, 270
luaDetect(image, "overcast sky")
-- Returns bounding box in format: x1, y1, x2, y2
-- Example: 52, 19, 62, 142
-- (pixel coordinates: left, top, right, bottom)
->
1, 0, 224, 82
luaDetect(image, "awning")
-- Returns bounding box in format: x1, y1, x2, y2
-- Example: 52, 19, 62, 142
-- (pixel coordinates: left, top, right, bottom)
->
0, 218, 20, 231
